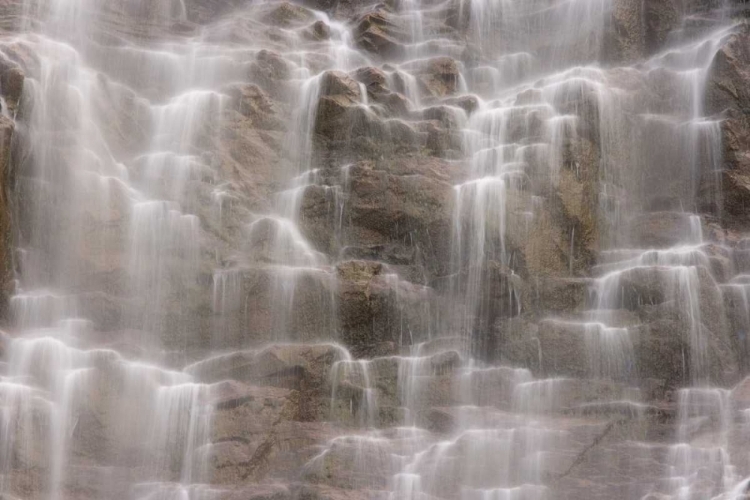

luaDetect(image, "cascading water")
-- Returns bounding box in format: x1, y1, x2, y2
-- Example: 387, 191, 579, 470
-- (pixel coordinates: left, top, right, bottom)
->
0, 0, 749, 498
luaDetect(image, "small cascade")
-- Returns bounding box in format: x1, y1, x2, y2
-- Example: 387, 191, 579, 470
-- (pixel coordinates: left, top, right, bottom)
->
330, 357, 379, 427
662, 388, 736, 499
450, 177, 507, 338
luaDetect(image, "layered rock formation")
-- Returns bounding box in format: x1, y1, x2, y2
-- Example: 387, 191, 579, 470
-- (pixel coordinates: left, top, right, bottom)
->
0, 0, 749, 499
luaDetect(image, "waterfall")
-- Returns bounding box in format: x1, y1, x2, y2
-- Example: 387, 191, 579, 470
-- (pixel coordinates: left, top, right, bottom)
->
0, 0, 748, 498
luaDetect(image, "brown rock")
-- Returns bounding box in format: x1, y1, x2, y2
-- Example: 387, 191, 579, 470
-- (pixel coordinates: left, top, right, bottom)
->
415, 57, 460, 98
250, 50, 292, 98
264, 2, 314, 26
705, 25, 750, 116
352, 66, 388, 93
308, 20, 331, 40
336, 259, 434, 353
353, 11, 408, 59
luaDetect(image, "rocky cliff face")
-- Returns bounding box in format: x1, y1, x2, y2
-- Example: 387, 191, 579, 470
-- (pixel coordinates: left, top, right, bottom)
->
0, 0, 749, 499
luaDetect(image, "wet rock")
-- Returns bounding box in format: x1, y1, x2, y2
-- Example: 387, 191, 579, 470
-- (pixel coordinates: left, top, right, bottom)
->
528, 276, 592, 314
705, 26, 750, 116
307, 20, 332, 41
605, 0, 682, 61
0, 113, 14, 316
301, 434, 393, 489
9, 397, 52, 469
605, 0, 646, 63
353, 11, 408, 59
418, 407, 456, 433
294, 484, 372, 500
721, 169, 750, 228
374, 90, 411, 116
432, 260, 524, 358
313, 71, 415, 155
703, 26, 750, 226
189, 344, 347, 389
630, 312, 691, 387
341, 159, 456, 274
264, 2, 315, 26
298, 158, 458, 263
457, 365, 533, 409
184, 0, 246, 23
595, 265, 700, 309
0, 62, 23, 112
536, 319, 634, 380
633, 277, 738, 385
90, 74, 150, 158
644, 0, 682, 53
410, 336, 468, 356
628, 212, 702, 248
222, 484, 291, 500
512, 378, 631, 413
442, 94, 479, 115
250, 50, 292, 97
351, 67, 412, 115
320, 71, 361, 100
731, 376, 750, 409
352, 66, 388, 93
210, 380, 295, 416
207, 267, 338, 347
554, 137, 602, 269
415, 57, 461, 98
6, 0, 750, 495
506, 199, 575, 278
336, 260, 433, 353
227, 84, 285, 131
206, 440, 254, 483
421, 105, 466, 129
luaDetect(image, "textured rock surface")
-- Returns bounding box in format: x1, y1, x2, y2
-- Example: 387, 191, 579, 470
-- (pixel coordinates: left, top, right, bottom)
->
0, 0, 750, 499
